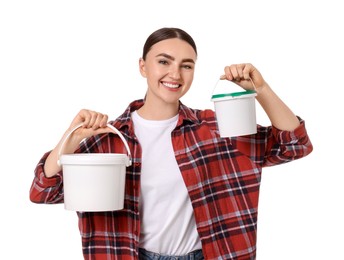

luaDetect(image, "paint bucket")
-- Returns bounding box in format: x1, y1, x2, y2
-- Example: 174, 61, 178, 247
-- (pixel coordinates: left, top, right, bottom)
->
58, 124, 131, 212
211, 80, 257, 137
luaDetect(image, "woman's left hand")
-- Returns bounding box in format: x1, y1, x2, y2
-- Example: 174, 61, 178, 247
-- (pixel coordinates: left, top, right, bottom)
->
221, 63, 267, 92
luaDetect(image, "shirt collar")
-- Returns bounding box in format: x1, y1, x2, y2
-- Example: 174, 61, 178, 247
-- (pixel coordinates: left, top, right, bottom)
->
111, 99, 200, 134
177, 101, 199, 126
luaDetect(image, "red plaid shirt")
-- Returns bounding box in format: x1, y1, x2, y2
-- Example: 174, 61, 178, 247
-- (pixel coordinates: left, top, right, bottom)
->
30, 99, 313, 260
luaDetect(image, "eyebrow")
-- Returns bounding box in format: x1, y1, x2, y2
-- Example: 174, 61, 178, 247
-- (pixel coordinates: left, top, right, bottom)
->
156, 53, 195, 64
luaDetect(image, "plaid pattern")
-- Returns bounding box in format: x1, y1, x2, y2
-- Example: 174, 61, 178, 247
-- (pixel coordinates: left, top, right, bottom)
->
30, 99, 313, 260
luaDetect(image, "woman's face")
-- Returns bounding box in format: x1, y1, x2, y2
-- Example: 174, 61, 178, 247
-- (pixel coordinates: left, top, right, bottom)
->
139, 38, 197, 106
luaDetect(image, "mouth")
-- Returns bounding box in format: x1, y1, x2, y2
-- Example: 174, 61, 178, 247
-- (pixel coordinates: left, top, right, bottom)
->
161, 81, 182, 89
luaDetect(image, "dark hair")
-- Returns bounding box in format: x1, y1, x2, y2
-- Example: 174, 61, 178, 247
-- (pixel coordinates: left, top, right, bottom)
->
142, 27, 197, 60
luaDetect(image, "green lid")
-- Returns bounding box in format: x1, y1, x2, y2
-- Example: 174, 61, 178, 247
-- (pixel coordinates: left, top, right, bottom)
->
211, 90, 256, 99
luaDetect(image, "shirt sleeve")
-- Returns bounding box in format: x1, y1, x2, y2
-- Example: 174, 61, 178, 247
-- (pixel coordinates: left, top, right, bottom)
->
29, 151, 64, 204
263, 118, 313, 167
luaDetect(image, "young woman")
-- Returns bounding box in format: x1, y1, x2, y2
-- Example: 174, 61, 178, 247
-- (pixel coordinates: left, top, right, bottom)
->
30, 27, 313, 260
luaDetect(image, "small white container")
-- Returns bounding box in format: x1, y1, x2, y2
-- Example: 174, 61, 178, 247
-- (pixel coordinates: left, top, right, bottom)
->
211, 90, 257, 137
58, 124, 131, 212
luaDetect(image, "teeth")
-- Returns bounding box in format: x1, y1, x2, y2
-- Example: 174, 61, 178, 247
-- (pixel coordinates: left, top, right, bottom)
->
163, 82, 180, 89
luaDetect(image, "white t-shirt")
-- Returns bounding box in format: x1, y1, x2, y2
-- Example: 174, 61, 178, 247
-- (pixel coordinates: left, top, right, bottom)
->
132, 111, 202, 255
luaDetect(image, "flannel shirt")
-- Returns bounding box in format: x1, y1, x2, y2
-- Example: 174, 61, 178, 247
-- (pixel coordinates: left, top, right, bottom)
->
30, 99, 313, 260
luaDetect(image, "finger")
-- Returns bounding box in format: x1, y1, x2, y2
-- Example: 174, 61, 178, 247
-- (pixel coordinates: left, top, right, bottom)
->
242, 63, 254, 80
92, 113, 108, 129
78, 109, 92, 127
82, 110, 100, 129
235, 64, 245, 80
85, 111, 97, 128
89, 112, 107, 130
229, 65, 240, 81
223, 66, 233, 80
99, 114, 109, 128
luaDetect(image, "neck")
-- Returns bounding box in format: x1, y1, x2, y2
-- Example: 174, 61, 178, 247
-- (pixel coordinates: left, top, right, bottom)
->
137, 100, 179, 120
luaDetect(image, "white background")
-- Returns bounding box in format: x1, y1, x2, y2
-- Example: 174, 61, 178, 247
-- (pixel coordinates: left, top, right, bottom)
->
1, 0, 343, 259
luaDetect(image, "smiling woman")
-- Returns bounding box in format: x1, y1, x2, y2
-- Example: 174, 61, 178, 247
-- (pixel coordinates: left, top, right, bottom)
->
138, 37, 197, 119
29, 27, 313, 260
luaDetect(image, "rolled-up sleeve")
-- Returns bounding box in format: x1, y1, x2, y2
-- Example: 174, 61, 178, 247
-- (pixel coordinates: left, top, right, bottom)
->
29, 151, 64, 204
264, 118, 313, 166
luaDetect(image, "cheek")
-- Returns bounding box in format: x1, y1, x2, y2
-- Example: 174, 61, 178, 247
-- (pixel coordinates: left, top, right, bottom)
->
146, 64, 164, 78
184, 72, 194, 84
182, 78, 193, 92
146, 69, 163, 87
147, 71, 161, 83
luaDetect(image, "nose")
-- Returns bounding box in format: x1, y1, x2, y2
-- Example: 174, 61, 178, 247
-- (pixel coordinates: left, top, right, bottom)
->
168, 64, 181, 80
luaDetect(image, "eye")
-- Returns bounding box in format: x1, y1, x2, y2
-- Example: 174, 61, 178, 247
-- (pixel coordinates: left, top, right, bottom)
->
182, 64, 193, 70
158, 59, 169, 65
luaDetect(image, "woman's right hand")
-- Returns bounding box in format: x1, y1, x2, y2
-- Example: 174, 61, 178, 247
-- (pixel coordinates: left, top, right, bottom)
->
68, 109, 109, 141
44, 109, 109, 177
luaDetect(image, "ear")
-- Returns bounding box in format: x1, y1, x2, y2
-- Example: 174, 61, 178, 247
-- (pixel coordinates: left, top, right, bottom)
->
139, 58, 147, 78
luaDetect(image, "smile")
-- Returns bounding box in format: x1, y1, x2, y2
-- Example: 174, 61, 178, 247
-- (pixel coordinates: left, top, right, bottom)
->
161, 82, 181, 89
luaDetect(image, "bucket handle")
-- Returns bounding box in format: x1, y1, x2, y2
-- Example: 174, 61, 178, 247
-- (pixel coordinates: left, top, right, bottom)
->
211, 76, 257, 97
57, 123, 132, 167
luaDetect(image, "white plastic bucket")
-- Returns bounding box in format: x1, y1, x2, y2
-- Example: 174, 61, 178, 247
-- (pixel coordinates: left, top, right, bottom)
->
58, 124, 132, 212
211, 90, 257, 137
